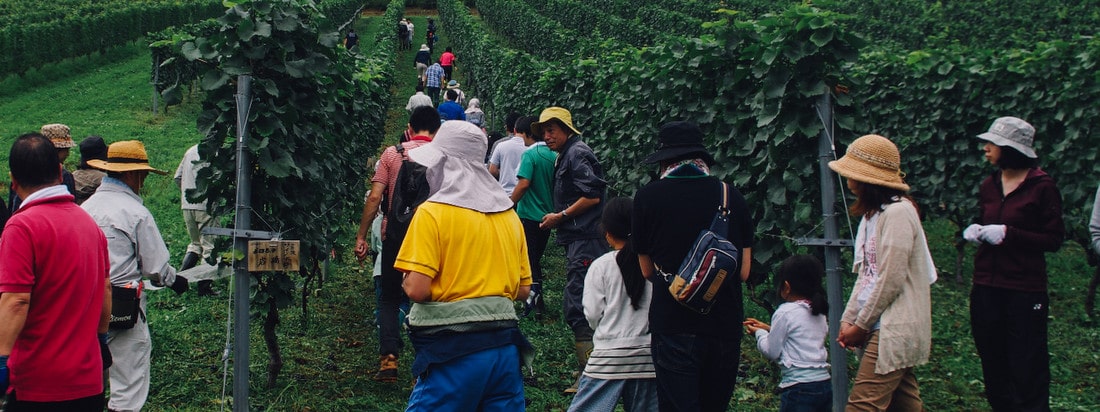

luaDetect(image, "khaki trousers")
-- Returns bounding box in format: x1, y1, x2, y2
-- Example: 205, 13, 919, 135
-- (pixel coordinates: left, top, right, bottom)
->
846, 332, 924, 411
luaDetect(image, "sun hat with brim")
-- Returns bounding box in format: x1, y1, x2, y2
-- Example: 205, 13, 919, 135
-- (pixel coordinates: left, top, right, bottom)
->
530, 107, 581, 137
407, 121, 513, 213
86, 140, 168, 175
420, 44, 429, 51
643, 121, 715, 165
41, 123, 75, 149
977, 116, 1037, 158
828, 134, 910, 192
447, 80, 461, 89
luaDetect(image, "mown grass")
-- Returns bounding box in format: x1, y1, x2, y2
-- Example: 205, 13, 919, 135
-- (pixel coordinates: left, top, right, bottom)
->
0, 10, 1098, 412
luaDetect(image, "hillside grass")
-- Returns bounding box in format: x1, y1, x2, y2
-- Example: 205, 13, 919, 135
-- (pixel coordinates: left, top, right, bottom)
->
0, 10, 1098, 412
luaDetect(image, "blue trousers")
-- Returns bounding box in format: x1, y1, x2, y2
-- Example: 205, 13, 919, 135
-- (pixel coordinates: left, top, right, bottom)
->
779, 379, 831, 412
406, 344, 524, 412
567, 375, 658, 412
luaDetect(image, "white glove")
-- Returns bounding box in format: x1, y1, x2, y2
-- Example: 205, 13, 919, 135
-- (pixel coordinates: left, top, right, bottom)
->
979, 224, 1007, 245
962, 224, 982, 244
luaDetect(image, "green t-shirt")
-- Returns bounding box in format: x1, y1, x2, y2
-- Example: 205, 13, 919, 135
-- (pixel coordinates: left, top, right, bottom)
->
515, 143, 558, 222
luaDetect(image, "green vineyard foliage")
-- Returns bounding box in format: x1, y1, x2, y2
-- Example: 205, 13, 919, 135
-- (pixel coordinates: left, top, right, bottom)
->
447, 0, 863, 272
0, 0, 226, 77
450, 0, 1100, 277
153, 0, 398, 347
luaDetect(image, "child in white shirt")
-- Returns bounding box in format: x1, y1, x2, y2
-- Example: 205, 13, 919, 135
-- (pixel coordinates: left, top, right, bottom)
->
744, 254, 832, 411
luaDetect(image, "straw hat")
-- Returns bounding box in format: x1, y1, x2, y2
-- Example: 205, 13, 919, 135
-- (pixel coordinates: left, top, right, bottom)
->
87, 140, 167, 175
828, 134, 910, 192
41, 123, 75, 149
977, 116, 1036, 158
530, 107, 582, 137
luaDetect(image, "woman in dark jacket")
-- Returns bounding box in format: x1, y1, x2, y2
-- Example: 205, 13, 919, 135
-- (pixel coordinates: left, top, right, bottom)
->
962, 116, 1063, 412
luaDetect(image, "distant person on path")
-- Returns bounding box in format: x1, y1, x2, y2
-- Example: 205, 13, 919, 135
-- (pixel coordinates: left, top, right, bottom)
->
962, 117, 1063, 412
445, 80, 465, 106
406, 84, 433, 113
427, 18, 436, 34
488, 112, 525, 194
0, 133, 111, 411
510, 115, 557, 318
72, 135, 108, 204
464, 98, 485, 129
354, 106, 441, 383
344, 28, 359, 51
10, 124, 76, 212
397, 19, 410, 50
437, 90, 465, 122
829, 134, 933, 411
744, 255, 832, 411
439, 47, 456, 81
414, 44, 431, 85
83, 140, 190, 412
175, 143, 219, 296
533, 107, 607, 393
424, 62, 445, 105
395, 120, 532, 411
567, 197, 657, 412
633, 121, 754, 410
405, 19, 415, 51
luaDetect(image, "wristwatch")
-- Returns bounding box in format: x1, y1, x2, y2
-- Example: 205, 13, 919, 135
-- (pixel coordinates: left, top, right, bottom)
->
560, 210, 569, 218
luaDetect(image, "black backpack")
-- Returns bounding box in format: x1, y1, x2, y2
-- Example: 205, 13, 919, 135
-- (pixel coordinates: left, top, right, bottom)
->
383, 144, 430, 241
397, 23, 409, 36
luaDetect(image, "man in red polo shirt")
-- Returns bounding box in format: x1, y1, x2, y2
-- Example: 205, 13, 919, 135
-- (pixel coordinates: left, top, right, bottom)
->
354, 106, 441, 382
0, 132, 111, 410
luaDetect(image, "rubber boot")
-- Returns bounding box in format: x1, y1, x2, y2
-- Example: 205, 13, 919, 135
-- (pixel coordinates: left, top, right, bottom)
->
180, 251, 201, 271
563, 340, 593, 394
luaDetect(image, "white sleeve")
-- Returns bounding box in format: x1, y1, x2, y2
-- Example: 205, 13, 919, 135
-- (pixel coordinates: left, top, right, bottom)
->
583, 257, 611, 331
755, 306, 791, 362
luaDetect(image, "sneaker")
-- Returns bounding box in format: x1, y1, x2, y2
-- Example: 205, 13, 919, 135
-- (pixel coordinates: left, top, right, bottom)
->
372, 354, 398, 383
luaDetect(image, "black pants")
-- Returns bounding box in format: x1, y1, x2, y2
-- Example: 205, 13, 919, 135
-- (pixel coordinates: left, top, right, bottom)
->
521, 219, 551, 285
651, 333, 740, 411
563, 238, 604, 338
378, 236, 407, 357
5, 391, 104, 412
970, 284, 1051, 412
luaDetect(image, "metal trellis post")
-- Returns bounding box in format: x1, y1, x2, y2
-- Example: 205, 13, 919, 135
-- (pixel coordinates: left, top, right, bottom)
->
797, 91, 851, 410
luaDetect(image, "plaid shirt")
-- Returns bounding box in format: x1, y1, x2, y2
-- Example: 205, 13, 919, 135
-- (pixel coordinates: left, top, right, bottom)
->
425, 64, 445, 88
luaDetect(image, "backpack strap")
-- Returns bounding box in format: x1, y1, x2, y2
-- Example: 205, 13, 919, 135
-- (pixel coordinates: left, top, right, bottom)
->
710, 182, 731, 237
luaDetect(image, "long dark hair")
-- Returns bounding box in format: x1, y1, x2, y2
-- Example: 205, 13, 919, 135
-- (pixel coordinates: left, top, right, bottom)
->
602, 197, 645, 310
775, 254, 828, 316
849, 180, 919, 218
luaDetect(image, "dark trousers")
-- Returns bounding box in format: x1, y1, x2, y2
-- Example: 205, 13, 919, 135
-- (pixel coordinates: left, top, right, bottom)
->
780, 379, 832, 412
970, 284, 1051, 412
651, 333, 740, 411
5, 391, 104, 412
521, 219, 551, 284
379, 236, 407, 357
563, 238, 605, 338
442, 65, 453, 81
426, 86, 440, 105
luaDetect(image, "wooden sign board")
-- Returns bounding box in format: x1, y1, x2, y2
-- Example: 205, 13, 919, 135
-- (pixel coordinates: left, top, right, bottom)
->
248, 240, 300, 272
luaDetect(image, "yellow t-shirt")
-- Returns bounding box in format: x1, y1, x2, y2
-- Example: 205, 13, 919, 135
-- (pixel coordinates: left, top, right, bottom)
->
395, 202, 532, 302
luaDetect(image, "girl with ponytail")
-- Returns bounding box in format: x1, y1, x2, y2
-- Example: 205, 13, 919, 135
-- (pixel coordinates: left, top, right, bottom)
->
567, 197, 657, 411
744, 254, 832, 411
